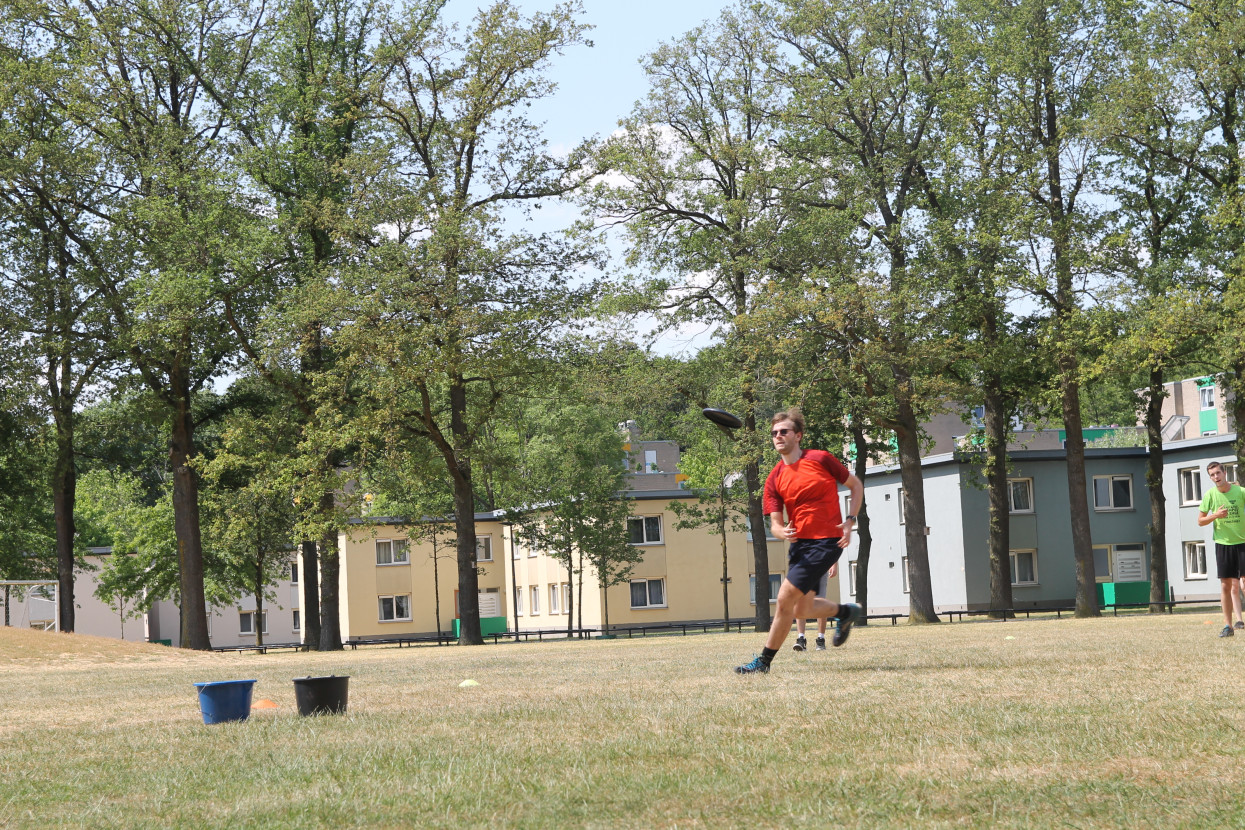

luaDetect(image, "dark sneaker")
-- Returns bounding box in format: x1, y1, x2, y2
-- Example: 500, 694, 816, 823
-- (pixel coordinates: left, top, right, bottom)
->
832, 603, 863, 647
1235, 621, 1243, 630
793, 635, 807, 652
1220, 625, 1234, 638
735, 655, 770, 674
815, 635, 826, 651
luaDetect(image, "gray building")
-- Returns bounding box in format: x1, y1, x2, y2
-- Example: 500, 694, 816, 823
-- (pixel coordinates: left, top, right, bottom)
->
849, 445, 1162, 615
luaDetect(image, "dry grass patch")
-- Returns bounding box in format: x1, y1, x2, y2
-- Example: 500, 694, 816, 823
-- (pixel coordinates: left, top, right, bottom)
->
2, 612, 1242, 828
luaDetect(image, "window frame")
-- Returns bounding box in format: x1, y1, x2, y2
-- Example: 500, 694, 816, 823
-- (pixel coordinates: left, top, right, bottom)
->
375, 538, 409, 566
238, 609, 267, 636
1184, 541, 1208, 581
1009, 549, 1039, 586
529, 585, 540, 615
1007, 478, 1035, 514
292, 609, 300, 632
627, 515, 663, 545
475, 535, 493, 563
377, 594, 411, 622
629, 578, 667, 609
901, 556, 910, 594
549, 583, 560, 614
1200, 385, 1215, 410
749, 573, 783, 606
1092, 475, 1134, 512
1225, 462, 1240, 485
514, 585, 524, 616
847, 560, 857, 597
1179, 468, 1203, 506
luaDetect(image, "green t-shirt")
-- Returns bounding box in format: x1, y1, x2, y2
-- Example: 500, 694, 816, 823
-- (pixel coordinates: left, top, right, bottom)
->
1201, 484, 1245, 546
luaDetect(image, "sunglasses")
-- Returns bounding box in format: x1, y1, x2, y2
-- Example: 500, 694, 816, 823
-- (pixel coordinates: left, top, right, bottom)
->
770, 428, 795, 437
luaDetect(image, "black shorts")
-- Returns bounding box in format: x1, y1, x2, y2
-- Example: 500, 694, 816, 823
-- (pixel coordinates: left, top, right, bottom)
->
1216, 543, 1245, 580
786, 538, 843, 594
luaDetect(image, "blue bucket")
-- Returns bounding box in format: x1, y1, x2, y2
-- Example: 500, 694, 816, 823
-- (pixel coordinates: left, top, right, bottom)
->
193, 679, 257, 724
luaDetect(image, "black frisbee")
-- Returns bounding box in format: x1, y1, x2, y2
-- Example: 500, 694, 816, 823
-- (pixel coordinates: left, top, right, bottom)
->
702, 408, 743, 430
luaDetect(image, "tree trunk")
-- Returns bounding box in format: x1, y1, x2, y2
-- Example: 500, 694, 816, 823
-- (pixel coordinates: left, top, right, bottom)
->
984, 381, 1014, 618
451, 380, 482, 646
300, 539, 321, 649
566, 559, 574, 638
170, 391, 211, 650
51, 382, 76, 634
851, 425, 871, 624
317, 518, 343, 650
894, 396, 938, 624
1146, 368, 1168, 612
254, 557, 265, 649
719, 491, 730, 631
1061, 361, 1100, 617
432, 530, 443, 637
744, 458, 771, 632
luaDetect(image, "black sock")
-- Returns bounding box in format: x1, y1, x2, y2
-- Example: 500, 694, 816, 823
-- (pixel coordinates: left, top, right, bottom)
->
760, 647, 778, 665
833, 606, 852, 621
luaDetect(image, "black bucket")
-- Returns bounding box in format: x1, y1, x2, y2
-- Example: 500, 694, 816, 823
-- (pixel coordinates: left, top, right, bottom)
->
293, 675, 350, 716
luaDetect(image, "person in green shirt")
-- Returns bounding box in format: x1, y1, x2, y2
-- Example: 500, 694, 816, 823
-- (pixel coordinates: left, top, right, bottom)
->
1198, 460, 1245, 638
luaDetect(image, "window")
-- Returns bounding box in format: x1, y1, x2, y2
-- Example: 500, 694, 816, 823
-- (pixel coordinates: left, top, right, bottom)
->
1093, 475, 1133, 511
628, 516, 663, 544
1010, 550, 1038, 586
561, 583, 570, 615
750, 574, 783, 605
529, 585, 540, 615
644, 449, 658, 473
376, 539, 409, 565
1200, 385, 1216, 409
630, 578, 666, 608
1225, 462, 1240, 485
901, 557, 910, 593
378, 594, 411, 622
239, 610, 267, 635
291, 563, 299, 583
1179, 468, 1203, 505
847, 561, 858, 597
745, 515, 778, 542
514, 586, 524, 615
549, 583, 560, 614
292, 609, 300, 631
898, 488, 905, 524
475, 536, 493, 562
1184, 542, 1208, 580
1008, 479, 1034, 513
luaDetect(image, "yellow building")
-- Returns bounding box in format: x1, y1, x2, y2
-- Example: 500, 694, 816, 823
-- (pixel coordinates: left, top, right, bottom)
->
334, 490, 837, 641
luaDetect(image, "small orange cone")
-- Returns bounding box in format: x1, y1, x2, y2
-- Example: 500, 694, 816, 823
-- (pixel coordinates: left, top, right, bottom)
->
252, 699, 279, 709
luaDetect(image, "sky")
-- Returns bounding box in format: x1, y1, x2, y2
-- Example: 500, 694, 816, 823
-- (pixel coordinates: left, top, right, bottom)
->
498, 0, 734, 150
496, 0, 735, 354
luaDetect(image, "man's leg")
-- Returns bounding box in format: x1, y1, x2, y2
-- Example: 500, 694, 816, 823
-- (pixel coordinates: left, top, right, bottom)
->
1221, 578, 1236, 634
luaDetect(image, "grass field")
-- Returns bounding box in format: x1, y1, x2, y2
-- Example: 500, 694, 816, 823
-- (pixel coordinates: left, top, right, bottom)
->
3, 611, 1242, 829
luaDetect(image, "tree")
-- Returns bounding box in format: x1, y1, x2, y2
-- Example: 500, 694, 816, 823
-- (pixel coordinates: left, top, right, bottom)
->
773, 0, 957, 623
588, 5, 795, 631
6, 0, 272, 648
197, 409, 300, 649
1094, 0, 1215, 611
516, 401, 636, 637
669, 438, 752, 631
0, 0, 119, 632
330, 0, 598, 645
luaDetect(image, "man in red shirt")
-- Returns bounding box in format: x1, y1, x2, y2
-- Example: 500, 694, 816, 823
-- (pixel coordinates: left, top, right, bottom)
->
736, 407, 864, 674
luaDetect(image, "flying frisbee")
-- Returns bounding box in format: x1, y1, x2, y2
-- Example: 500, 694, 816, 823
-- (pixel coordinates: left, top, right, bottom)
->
702, 408, 743, 430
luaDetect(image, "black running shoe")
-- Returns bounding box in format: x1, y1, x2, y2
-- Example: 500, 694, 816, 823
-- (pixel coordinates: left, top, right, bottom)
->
1220, 625, 1235, 638
815, 635, 826, 651
792, 635, 806, 652
832, 604, 863, 647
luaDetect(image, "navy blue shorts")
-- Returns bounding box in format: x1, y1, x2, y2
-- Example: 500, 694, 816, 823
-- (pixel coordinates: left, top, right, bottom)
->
786, 538, 843, 594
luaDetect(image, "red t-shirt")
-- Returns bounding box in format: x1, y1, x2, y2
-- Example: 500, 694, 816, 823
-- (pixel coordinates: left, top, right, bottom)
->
762, 449, 850, 539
